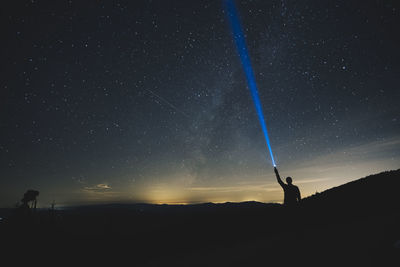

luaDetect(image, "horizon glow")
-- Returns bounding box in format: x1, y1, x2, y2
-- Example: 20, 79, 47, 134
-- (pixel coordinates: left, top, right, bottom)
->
224, 0, 276, 167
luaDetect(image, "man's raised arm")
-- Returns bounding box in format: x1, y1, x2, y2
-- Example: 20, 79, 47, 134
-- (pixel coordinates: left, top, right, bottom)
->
274, 167, 285, 188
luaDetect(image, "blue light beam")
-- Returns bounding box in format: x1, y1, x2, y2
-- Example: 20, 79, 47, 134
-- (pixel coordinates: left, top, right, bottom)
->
224, 0, 276, 167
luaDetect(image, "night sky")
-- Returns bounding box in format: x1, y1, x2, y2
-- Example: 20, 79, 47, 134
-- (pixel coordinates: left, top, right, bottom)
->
1, 0, 399, 207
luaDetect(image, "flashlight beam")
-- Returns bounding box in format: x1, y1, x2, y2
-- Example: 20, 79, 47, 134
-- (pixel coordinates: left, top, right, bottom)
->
224, 0, 276, 167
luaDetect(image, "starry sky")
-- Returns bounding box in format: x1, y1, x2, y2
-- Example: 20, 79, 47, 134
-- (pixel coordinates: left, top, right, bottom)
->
1, 0, 399, 207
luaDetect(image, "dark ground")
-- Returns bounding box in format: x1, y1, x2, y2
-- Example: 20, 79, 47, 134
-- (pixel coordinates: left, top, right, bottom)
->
1, 170, 399, 266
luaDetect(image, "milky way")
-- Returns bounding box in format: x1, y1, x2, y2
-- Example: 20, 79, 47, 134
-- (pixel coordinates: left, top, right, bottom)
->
1, 0, 399, 206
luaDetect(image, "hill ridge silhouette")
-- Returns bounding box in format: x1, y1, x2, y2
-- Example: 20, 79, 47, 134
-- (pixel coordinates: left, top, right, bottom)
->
300, 169, 400, 212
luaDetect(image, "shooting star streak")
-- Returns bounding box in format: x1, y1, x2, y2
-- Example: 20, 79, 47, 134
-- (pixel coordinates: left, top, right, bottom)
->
144, 88, 190, 118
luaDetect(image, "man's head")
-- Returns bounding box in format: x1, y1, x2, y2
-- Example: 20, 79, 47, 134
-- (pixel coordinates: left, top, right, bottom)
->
286, 177, 293, 185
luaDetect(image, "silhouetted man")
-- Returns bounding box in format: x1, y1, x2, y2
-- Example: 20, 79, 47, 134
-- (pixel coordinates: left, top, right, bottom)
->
274, 167, 301, 206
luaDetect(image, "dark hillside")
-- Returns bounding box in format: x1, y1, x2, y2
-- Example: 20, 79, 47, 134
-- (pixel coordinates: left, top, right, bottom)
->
301, 169, 400, 218
0, 170, 399, 266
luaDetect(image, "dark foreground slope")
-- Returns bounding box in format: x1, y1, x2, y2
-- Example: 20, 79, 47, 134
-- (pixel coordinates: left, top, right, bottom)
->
1, 170, 399, 266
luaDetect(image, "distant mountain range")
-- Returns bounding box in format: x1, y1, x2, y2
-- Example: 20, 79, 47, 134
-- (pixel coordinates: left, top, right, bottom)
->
0, 169, 399, 216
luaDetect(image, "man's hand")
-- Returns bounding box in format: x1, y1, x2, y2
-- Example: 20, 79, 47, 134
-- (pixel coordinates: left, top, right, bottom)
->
274, 167, 279, 174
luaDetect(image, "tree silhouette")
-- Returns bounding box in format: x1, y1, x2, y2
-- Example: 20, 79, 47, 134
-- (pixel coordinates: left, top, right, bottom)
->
21, 190, 39, 211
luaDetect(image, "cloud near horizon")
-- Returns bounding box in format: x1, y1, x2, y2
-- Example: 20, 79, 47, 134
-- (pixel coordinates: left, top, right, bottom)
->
83, 183, 112, 193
